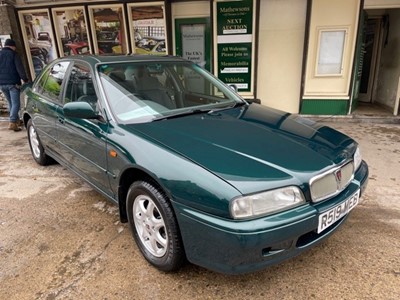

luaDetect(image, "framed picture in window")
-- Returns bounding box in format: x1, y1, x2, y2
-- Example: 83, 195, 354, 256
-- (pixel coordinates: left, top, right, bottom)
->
52, 7, 92, 57
18, 9, 58, 79
88, 4, 128, 54
127, 2, 168, 55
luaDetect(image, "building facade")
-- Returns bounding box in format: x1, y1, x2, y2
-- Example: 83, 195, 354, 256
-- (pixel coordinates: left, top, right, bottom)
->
1, 0, 399, 116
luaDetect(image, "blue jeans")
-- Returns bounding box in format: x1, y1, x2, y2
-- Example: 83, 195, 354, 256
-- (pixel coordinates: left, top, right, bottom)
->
0, 85, 21, 122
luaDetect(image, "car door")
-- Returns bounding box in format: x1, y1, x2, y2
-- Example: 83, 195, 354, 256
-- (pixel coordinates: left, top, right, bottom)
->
56, 62, 113, 197
29, 61, 70, 155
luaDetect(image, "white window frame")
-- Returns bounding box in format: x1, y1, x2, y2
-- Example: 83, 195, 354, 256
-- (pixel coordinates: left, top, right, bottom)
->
315, 27, 348, 77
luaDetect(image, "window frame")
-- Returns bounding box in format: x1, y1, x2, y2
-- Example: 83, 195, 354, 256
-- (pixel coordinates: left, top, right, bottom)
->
315, 27, 349, 77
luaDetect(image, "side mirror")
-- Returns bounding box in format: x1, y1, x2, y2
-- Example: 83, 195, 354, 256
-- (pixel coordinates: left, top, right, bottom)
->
63, 101, 98, 119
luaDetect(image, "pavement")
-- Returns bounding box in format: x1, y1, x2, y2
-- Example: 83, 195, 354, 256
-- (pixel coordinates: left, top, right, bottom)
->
0, 120, 399, 300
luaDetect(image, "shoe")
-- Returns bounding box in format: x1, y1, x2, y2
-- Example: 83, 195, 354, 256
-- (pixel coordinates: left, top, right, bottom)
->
8, 122, 21, 132
17, 119, 24, 127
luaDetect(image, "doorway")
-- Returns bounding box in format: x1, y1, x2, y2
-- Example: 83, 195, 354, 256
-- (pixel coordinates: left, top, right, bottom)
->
358, 18, 383, 103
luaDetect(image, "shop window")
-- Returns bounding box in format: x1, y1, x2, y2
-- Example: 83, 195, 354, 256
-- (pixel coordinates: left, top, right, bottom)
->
88, 4, 128, 54
52, 7, 92, 57
18, 10, 59, 79
316, 28, 348, 76
127, 2, 168, 55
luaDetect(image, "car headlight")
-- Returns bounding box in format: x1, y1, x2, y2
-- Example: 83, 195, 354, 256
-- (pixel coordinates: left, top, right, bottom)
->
354, 146, 362, 171
230, 186, 306, 219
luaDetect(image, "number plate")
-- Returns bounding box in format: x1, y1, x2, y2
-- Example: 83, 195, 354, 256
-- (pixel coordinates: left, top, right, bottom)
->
317, 190, 360, 233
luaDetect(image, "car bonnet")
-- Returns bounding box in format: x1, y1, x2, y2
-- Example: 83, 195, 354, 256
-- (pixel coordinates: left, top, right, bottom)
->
128, 104, 357, 194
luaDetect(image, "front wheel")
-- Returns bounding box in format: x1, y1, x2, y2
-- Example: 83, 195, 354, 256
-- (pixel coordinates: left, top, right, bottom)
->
126, 181, 185, 272
27, 119, 50, 166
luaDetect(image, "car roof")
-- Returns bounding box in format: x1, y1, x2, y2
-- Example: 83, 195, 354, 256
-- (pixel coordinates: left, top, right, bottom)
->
56, 54, 188, 67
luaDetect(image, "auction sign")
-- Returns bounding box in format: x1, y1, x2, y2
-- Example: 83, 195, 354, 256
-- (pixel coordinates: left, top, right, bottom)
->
214, 0, 255, 96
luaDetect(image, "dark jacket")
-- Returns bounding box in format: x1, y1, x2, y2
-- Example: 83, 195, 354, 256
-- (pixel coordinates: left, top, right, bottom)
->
0, 47, 28, 85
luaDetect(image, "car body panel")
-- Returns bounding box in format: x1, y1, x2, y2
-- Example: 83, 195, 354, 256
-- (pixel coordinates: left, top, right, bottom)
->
56, 107, 112, 196
102, 123, 242, 217
131, 104, 356, 194
175, 161, 368, 274
28, 92, 59, 152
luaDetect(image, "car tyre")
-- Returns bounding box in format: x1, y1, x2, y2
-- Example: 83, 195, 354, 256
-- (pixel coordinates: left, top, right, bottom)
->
27, 119, 50, 166
126, 181, 185, 272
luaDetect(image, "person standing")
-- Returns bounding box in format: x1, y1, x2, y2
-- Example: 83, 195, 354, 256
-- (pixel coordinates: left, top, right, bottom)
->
0, 39, 29, 132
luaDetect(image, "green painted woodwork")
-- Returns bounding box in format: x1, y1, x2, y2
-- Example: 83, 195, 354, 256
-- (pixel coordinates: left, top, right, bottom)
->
300, 99, 349, 115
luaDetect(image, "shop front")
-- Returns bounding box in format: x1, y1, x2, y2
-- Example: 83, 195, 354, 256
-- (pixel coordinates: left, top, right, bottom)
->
1, 0, 398, 116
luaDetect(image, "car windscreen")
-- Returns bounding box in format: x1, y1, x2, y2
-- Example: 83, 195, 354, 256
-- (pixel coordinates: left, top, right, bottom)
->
97, 61, 244, 123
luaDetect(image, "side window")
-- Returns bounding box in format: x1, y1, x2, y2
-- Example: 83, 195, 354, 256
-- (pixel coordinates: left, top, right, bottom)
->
34, 70, 50, 95
35, 62, 70, 102
64, 63, 97, 111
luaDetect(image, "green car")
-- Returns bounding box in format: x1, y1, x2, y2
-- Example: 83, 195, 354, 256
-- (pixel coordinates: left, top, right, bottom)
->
22, 55, 368, 274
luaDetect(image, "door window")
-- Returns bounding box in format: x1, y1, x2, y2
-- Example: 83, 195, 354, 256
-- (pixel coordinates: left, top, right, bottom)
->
35, 61, 70, 103
64, 63, 98, 111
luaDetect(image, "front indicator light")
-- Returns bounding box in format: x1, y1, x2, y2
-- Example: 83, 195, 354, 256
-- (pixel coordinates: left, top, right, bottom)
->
230, 186, 306, 219
354, 146, 362, 171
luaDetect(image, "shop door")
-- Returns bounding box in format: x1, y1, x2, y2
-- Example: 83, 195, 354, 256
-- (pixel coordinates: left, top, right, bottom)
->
359, 18, 383, 103
175, 18, 211, 72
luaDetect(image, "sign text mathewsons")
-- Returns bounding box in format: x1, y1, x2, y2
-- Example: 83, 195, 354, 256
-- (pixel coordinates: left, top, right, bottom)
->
215, 0, 254, 95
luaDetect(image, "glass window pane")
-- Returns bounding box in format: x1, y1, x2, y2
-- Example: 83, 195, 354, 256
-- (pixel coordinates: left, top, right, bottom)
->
317, 30, 346, 75
129, 4, 167, 55
89, 5, 127, 54
53, 8, 91, 57
42, 61, 70, 101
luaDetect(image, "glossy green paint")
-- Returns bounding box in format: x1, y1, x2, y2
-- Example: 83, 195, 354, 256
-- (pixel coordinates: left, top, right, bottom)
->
174, 161, 368, 274
103, 123, 242, 218
63, 101, 98, 119
131, 104, 357, 194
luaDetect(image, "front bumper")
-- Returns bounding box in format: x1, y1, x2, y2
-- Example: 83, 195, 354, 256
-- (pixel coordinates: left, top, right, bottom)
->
174, 161, 368, 274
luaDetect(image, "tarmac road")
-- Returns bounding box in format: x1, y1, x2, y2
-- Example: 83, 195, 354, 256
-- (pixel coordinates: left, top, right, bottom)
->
0, 120, 399, 300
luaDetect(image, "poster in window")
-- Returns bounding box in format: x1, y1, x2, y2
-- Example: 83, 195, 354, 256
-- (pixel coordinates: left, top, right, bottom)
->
52, 7, 91, 57
18, 9, 58, 78
181, 24, 206, 67
214, 0, 256, 96
88, 5, 128, 54
128, 2, 167, 55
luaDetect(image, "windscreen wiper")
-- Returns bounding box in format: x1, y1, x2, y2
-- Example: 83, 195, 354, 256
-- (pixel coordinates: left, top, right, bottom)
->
152, 108, 211, 121
207, 101, 247, 114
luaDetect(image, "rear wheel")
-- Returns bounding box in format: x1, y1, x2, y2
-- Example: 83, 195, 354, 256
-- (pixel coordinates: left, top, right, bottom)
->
27, 119, 50, 166
126, 181, 185, 272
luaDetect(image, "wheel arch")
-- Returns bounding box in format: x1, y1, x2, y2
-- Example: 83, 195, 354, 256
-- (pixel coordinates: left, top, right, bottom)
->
23, 112, 31, 127
117, 167, 169, 223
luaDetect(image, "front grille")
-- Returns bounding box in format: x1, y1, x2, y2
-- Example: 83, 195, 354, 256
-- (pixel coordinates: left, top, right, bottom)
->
310, 161, 354, 202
